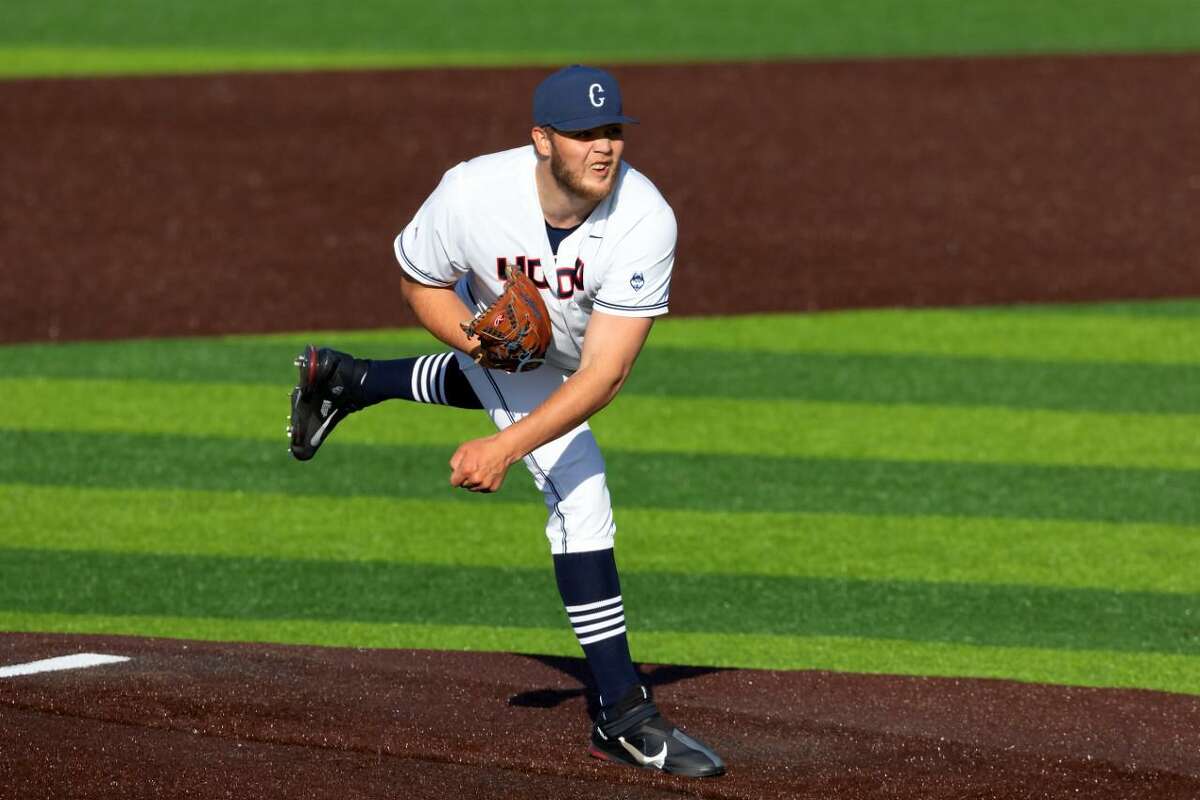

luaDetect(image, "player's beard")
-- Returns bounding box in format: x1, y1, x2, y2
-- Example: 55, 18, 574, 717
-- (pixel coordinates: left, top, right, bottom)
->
549, 141, 616, 203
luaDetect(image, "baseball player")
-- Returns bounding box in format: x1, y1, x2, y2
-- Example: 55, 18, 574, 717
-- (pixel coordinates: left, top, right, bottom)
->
288, 65, 725, 778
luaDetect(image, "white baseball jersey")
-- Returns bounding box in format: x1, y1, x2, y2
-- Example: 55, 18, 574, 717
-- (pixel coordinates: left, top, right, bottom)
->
393, 145, 676, 371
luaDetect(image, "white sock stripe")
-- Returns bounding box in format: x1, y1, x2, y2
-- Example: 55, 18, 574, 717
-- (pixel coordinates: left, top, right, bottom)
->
573, 615, 625, 636
422, 352, 441, 402
433, 352, 452, 404
420, 354, 436, 404
578, 625, 627, 646
438, 352, 453, 404
424, 357, 439, 407
564, 595, 622, 614
411, 355, 428, 403
569, 605, 624, 625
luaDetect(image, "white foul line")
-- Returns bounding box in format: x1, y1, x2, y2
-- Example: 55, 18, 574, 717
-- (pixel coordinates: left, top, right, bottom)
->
0, 653, 130, 679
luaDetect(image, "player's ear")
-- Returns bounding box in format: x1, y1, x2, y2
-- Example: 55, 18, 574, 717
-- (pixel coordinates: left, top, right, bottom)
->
531, 126, 553, 159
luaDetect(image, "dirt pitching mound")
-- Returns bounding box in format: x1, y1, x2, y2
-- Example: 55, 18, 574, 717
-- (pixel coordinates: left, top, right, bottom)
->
3, 55, 1199, 344
2, 633, 1198, 799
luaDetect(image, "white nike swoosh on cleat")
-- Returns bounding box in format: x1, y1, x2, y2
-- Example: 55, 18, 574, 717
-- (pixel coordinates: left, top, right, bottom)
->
309, 411, 339, 447
618, 737, 667, 769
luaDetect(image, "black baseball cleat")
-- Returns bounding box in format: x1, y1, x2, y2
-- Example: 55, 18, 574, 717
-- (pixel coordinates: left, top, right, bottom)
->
288, 345, 368, 461
588, 685, 725, 778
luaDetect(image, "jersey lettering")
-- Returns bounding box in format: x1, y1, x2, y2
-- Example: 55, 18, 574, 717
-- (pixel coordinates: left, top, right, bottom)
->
498, 255, 550, 289
526, 258, 548, 289
555, 258, 585, 299
495, 255, 526, 281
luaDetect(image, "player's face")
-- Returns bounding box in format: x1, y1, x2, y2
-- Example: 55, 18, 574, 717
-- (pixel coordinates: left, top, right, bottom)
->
547, 124, 625, 202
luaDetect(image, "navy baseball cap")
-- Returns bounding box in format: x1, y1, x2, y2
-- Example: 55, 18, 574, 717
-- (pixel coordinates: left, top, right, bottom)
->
533, 65, 639, 131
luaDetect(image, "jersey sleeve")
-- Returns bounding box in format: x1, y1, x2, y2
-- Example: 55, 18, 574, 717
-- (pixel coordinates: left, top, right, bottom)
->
393, 164, 467, 287
593, 205, 676, 317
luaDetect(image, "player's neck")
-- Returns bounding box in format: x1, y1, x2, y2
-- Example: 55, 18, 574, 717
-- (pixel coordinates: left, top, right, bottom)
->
535, 162, 603, 229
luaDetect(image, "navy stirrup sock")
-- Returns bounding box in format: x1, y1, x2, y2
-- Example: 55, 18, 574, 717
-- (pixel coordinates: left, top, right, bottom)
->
554, 548, 641, 708
358, 352, 482, 409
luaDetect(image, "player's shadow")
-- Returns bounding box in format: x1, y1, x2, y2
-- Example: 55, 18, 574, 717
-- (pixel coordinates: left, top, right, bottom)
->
507, 654, 729, 719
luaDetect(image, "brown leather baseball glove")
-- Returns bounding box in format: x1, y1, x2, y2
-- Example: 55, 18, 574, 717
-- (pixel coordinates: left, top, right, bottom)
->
461, 266, 553, 372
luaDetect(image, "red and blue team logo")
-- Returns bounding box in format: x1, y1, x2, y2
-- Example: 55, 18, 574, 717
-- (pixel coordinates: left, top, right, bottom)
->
630, 272, 645, 291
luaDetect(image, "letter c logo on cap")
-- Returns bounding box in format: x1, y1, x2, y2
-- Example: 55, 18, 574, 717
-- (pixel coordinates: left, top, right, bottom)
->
588, 83, 606, 108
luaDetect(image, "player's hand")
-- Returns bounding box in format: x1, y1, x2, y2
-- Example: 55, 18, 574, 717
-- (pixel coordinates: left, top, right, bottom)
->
449, 434, 518, 493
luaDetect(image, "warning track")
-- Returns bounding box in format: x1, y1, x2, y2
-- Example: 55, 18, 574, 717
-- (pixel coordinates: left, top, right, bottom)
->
2, 633, 1199, 799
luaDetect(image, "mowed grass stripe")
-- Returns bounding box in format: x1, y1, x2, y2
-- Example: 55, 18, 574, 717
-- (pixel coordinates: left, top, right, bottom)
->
0, 333, 441, 385
8, 378, 1199, 469
7, 485, 1199, 593
4, 612, 1198, 696
647, 309, 1200, 365
4, 345, 1197, 413
2, 299, 1196, 356
3, 548, 1198, 656
600, 397, 1200, 467
0, 46, 589, 77
5, 0, 1200, 78
6, 430, 1198, 524
1003, 299, 1200, 319
630, 350, 1200, 412
6, 301, 1199, 370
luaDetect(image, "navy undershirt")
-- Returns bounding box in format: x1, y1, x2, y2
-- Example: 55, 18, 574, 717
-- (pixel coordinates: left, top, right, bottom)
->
545, 220, 582, 255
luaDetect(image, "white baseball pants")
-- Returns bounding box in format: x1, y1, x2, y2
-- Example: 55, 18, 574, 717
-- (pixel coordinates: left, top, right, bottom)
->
455, 352, 616, 555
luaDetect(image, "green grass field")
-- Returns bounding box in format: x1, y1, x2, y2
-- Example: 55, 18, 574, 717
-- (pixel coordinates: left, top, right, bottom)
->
4, 0, 1198, 702
3, 0, 1200, 77
2, 302, 1198, 694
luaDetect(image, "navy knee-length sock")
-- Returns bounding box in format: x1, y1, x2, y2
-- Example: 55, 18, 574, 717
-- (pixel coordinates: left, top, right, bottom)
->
357, 352, 482, 409
554, 548, 641, 708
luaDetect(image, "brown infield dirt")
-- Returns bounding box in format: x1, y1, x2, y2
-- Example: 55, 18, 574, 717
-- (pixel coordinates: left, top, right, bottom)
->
2, 55, 1199, 342
2, 56, 1200, 798
3, 633, 1200, 799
